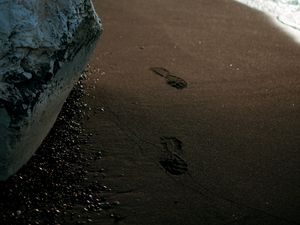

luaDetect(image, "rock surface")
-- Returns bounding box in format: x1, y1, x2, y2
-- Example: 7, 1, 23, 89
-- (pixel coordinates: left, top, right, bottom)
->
0, 0, 102, 180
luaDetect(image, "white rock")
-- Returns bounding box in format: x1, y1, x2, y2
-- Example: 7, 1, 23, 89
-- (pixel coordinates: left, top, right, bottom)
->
0, 0, 102, 180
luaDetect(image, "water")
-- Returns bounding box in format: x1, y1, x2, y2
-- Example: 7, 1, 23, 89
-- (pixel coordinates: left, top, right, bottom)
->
234, 0, 300, 43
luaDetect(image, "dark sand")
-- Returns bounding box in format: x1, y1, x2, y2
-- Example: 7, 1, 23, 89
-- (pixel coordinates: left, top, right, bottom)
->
0, 0, 299, 224
86, 0, 300, 224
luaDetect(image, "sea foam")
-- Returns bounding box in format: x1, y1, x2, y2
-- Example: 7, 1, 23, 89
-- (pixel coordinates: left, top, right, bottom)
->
234, 0, 300, 43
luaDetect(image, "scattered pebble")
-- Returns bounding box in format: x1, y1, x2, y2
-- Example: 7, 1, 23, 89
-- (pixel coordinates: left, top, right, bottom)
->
0, 73, 118, 224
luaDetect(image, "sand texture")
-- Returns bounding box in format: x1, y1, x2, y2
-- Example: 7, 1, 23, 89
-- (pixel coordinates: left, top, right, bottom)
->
0, 0, 299, 224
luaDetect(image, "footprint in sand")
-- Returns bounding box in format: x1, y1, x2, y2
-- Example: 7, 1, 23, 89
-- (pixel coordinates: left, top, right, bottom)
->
160, 137, 183, 155
159, 137, 188, 175
150, 67, 187, 89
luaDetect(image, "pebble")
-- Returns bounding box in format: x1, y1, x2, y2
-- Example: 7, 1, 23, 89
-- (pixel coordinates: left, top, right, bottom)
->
0, 76, 112, 224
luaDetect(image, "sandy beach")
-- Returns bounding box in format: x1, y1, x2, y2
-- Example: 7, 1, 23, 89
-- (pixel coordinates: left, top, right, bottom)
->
0, 0, 299, 224
87, 0, 300, 224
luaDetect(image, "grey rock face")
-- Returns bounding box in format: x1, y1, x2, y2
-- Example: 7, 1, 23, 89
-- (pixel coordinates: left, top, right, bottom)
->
0, 0, 102, 180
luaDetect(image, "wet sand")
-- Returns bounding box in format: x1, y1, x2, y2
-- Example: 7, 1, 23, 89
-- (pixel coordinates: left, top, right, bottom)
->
0, 0, 299, 224
86, 0, 300, 224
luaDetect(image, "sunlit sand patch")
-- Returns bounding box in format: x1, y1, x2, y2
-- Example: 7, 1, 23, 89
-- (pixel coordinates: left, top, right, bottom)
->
234, 0, 300, 44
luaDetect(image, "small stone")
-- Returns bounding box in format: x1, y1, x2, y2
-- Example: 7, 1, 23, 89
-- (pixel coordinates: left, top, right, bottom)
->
112, 200, 120, 206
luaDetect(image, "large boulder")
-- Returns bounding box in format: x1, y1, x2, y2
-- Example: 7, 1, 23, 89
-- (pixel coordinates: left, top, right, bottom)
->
0, 0, 102, 180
